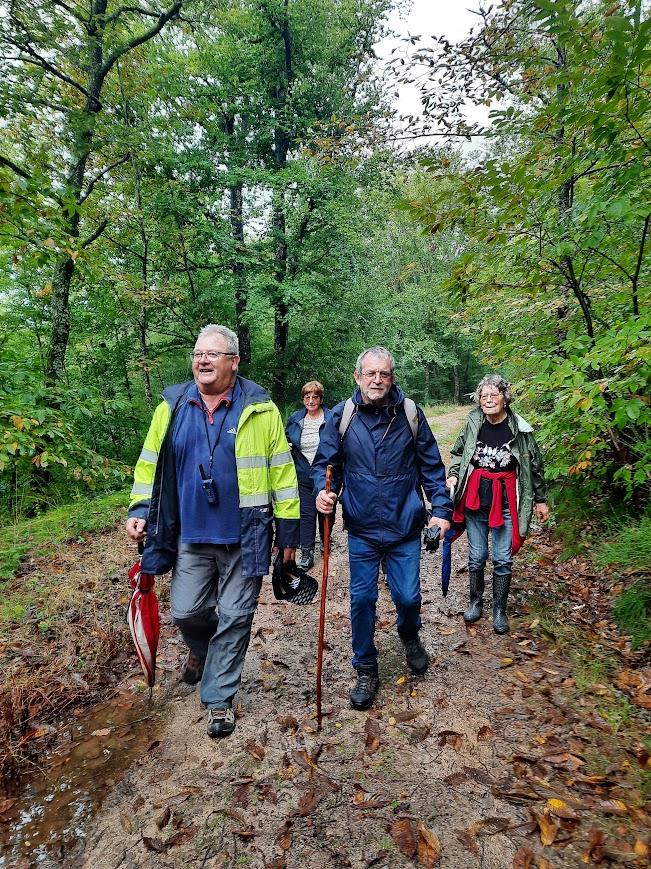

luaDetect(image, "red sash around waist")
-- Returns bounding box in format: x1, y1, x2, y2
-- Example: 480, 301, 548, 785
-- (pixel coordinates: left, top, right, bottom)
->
452, 468, 524, 555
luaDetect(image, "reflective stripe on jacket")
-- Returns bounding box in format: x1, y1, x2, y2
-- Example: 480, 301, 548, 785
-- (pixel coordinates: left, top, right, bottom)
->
128, 377, 300, 577
447, 407, 548, 538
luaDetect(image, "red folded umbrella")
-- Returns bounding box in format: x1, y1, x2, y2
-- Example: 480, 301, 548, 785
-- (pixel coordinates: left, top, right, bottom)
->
127, 557, 160, 690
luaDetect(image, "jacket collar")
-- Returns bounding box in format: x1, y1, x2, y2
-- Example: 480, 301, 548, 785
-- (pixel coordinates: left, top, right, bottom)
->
352, 384, 404, 410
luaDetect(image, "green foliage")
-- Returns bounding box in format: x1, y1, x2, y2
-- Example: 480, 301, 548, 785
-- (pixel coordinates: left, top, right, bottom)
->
0, 490, 127, 583
400, 0, 651, 508
0, 361, 128, 517
612, 582, 651, 650
597, 516, 651, 571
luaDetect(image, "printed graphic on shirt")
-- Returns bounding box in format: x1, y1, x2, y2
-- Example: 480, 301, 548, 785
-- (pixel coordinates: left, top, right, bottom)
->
471, 417, 516, 471
472, 441, 513, 470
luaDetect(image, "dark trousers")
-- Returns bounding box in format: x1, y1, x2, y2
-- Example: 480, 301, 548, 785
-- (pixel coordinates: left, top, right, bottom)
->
298, 478, 336, 550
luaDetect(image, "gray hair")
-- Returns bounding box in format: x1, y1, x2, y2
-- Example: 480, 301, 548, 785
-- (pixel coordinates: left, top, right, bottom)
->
196, 324, 239, 355
355, 346, 395, 375
473, 374, 513, 406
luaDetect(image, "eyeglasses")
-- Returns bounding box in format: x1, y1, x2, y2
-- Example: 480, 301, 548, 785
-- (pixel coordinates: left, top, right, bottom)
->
190, 350, 236, 361
361, 370, 393, 380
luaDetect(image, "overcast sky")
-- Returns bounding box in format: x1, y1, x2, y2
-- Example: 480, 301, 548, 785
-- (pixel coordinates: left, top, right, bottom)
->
377, 0, 486, 148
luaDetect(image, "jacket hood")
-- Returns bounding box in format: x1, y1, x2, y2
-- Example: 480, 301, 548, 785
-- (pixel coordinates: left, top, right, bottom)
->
352, 384, 405, 410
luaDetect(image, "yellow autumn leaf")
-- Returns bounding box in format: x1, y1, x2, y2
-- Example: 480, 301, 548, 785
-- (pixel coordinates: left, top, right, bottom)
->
396, 675, 408, 685
10, 415, 24, 431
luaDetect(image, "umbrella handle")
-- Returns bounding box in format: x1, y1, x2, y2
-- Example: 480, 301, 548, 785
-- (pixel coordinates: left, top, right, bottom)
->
316, 465, 332, 730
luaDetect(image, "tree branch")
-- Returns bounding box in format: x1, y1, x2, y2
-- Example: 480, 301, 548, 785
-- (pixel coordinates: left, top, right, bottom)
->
79, 154, 131, 203
99, 0, 183, 81
632, 212, 650, 317
81, 218, 109, 248
0, 154, 31, 180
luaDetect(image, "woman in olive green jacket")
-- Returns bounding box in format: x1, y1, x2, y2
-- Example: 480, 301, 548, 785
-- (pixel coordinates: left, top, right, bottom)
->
446, 375, 549, 634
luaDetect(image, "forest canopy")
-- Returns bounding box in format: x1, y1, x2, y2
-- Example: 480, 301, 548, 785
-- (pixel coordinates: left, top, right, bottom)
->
0, 0, 649, 520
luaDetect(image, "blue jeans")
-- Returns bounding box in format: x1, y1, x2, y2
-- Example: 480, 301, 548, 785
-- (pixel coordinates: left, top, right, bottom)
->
348, 534, 422, 669
465, 504, 513, 577
170, 542, 262, 710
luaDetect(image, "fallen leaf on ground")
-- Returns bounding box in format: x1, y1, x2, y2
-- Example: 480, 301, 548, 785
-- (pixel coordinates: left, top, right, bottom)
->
467, 817, 510, 837
417, 821, 442, 867
291, 749, 318, 771
352, 783, 391, 809
276, 820, 292, 850
477, 725, 493, 741
0, 799, 15, 816
389, 817, 417, 857
455, 829, 480, 856
91, 728, 112, 737
437, 729, 463, 750
155, 806, 171, 830
245, 740, 266, 761
542, 752, 584, 771
142, 836, 167, 853
297, 789, 321, 816
530, 808, 559, 846
582, 827, 605, 863
512, 846, 534, 868
595, 798, 627, 815
546, 798, 579, 820
365, 716, 381, 754
276, 715, 298, 732
394, 710, 419, 723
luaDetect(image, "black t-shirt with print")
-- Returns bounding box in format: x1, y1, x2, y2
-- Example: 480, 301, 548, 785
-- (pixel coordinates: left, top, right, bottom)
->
471, 417, 516, 472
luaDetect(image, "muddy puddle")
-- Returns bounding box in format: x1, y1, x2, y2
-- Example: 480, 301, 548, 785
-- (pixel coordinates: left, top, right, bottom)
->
0, 689, 167, 868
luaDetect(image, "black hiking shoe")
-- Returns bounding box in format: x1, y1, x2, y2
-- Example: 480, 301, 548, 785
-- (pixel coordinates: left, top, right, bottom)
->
297, 548, 315, 571
181, 650, 205, 685
492, 574, 512, 634
464, 569, 485, 623
207, 707, 236, 739
350, 665, 379, 710
402, 635, 430, 675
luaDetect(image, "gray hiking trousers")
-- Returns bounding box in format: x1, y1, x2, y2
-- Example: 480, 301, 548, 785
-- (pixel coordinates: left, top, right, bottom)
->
171, 542, 262, 710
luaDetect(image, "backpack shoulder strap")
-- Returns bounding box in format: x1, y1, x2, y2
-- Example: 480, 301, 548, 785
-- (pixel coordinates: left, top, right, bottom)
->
338, 398, 358, 441
403, 397, 419, 442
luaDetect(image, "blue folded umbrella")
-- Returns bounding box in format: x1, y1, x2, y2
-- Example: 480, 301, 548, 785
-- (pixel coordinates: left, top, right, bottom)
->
440, 523, 465, 598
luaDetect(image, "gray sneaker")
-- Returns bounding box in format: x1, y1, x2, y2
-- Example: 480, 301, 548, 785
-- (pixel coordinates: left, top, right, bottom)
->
207, 707, 236, 739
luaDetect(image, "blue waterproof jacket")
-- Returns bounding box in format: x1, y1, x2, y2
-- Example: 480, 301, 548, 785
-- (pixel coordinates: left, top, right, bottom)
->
285, 406, 333, 485
128, 377, 300, 577
311, 386, 452, 547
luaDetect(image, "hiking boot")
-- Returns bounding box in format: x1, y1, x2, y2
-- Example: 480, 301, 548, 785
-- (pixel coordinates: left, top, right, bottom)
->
207, 707, 236, 739
464, 569, 485, 623
181, 650, 205, 685
492, 574, 512, 634
350, 664, 379, 710
402, 635, 430, 675
297, 547, 315, 571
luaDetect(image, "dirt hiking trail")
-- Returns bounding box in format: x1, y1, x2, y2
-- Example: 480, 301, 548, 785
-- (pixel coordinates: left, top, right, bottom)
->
4, 408, 650, 869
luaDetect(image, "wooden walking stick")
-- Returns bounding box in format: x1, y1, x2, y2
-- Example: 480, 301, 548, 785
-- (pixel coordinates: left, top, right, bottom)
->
316, 464, 333, 730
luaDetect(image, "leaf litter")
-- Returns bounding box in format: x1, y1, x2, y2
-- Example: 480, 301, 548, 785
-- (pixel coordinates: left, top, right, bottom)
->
3, 457, 650, 867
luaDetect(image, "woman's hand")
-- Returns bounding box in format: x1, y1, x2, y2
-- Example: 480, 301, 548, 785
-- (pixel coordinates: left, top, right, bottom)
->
445, 476, 457, 490
534, 503, 550, 523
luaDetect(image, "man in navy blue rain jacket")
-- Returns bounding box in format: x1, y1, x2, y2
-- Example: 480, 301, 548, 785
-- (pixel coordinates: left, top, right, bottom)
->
313, 347, 452, 710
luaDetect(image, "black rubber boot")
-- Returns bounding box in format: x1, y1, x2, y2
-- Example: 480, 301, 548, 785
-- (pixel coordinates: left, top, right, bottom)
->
464, 569, 485, 623
350, 664, 379, 710
492, 574, 512, 634
402, 635, 430, 675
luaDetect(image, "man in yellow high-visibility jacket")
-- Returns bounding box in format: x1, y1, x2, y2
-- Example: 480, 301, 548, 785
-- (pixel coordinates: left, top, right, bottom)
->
126, 324, 299, 738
